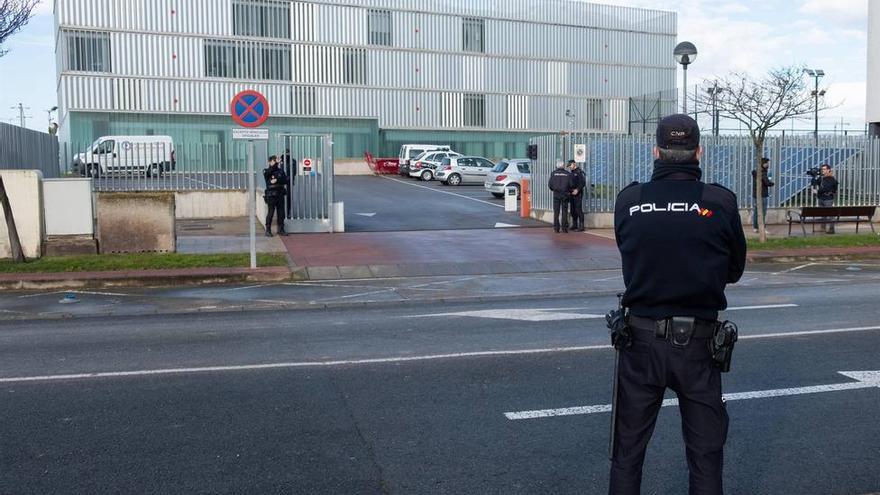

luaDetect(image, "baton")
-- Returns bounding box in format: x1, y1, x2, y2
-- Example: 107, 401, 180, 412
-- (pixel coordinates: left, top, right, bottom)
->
609, 347, 620, 460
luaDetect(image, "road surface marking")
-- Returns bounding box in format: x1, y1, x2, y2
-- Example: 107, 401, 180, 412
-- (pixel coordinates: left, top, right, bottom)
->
724, 304, 799, 311
3, 326, 880, 385
495, 222, 518, 228
379, 175, 504, 208
355, 212, 377, 217
411, 304, 798, 322
410, 308, 606, 322
773, 263, 817, 275
504, 370, 880, 420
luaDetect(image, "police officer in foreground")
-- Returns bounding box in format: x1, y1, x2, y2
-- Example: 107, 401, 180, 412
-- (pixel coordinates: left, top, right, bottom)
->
608, 115, 746, 494
263, 155, 289, 237
548, 161, 574, 233
569, 159, 587, 232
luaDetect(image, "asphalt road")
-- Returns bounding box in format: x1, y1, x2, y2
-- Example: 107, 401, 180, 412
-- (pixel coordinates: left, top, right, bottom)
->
337, 175, 545, 232
1, 265, 880, 494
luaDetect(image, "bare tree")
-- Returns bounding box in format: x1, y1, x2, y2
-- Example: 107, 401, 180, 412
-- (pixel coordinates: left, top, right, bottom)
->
697, 66, 830, 242
0, 0, 40, 57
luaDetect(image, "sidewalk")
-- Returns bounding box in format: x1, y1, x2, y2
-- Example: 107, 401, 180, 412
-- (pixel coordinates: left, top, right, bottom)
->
1, 218, 879, 290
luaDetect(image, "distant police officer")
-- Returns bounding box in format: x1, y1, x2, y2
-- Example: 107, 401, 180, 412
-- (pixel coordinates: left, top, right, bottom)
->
609, 115, 747, 494
548, 161, 574, 233
263, 155, 289, 237
569, 159, 587, 232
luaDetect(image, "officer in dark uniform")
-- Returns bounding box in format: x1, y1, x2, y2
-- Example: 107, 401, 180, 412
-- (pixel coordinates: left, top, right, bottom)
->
548, 161, 574, 233
609, 115, 747, 494
263, 155, 289, 237
569, 159, 587, 232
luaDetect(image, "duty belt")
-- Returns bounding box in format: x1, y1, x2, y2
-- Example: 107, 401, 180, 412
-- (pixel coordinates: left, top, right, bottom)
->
628, 315, 716, 347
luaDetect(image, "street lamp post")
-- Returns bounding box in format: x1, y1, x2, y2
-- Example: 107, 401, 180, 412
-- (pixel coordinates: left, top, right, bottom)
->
706, 83, 723, 136
804, 69, 826, 143
674, 42, 698, 114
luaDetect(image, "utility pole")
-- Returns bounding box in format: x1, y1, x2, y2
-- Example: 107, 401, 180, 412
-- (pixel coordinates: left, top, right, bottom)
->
706, 83, 724, 136
804, 69, 825, 144
9, 103, 32, 128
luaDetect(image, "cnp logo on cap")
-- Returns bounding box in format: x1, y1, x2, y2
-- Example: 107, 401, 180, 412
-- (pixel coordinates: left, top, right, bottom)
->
657, 114, 700, 150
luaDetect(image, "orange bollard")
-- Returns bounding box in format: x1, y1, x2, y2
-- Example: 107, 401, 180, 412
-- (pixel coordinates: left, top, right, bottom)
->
521, 178, 531, 218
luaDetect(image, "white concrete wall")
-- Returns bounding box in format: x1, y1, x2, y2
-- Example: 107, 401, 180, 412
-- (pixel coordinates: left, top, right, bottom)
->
868, 2, 880, 124
334, 160, 373, 176
174, 190, 268, 226
0, 170, 45, 259
43, 178, 94, 236
176, 190, 248, 219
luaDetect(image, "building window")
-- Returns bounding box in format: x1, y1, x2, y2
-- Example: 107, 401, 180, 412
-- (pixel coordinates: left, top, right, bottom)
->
293, 86, 318, 115
368, 9, 392, 46
342, 48, 367, 85
65, 31, 111, 72
464, 94, 485, 127
205, 39, 291, 81
232, 0, 291, 39
462, 18, 484, 53
205, 40, 233, 78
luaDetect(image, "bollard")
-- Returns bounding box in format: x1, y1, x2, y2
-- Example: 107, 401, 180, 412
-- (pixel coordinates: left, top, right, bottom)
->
521, 178, 531, 218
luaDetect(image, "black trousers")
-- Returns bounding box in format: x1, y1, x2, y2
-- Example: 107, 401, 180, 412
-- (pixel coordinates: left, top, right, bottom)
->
553, 195, 570, 231
570, 193, 584, 230
610, 325, 728, 495
265, 194, 286, 232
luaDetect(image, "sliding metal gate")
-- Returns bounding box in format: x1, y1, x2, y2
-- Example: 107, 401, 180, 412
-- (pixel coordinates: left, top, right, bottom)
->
275, 133, 335, 233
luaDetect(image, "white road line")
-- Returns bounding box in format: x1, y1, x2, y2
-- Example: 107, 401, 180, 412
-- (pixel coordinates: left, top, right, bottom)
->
18, 291, 63, 299
3, 325, 880, 385
408, 276, 479, 289
0, 345, 610, 385
321, 288, 398, 301
223, 283, 280, 292
183, 176, 221, 190
67, 290, 133, 297
504, 370, 880, 420
379, 175, 504, 208
724, 304, 799, 311
409, 304, 797, 322
774, 263, 818, 275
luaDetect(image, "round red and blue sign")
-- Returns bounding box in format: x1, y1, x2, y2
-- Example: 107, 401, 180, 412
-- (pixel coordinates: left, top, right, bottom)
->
230, 90, 270, 128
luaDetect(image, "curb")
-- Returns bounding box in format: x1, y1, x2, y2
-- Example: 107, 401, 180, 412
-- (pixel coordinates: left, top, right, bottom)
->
0, 267, 293, 291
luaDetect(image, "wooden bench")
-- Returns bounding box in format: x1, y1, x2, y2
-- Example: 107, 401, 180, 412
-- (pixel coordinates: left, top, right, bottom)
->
786, 206, 877, 236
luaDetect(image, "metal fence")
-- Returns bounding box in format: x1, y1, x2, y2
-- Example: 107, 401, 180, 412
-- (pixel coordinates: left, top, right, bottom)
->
531, 133, 880, 213
60, 140, 270, 191
0, 123, 61, 178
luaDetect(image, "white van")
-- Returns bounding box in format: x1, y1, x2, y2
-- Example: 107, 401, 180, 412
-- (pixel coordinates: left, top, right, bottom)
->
398, 144, 451, 177
75, 136, 176, 178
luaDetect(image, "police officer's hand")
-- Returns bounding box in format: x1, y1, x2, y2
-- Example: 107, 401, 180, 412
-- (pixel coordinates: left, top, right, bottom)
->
572, 189, 579, 195
271, 178, 278, 184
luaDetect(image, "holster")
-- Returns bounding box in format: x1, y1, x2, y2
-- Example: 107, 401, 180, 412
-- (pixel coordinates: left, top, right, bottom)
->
710, 320, 738, 373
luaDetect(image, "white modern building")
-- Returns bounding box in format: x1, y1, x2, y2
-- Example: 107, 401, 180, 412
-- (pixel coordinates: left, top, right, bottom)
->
54, 0, 677, 158
868, 0, 880, 136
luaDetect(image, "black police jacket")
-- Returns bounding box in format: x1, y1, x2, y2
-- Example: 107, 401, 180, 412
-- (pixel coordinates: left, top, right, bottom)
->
817, 176, 838, 201
263, 166, 289, 196
571, 168, 587, 194
614, 162, 747, 321
548, 168, 574, 198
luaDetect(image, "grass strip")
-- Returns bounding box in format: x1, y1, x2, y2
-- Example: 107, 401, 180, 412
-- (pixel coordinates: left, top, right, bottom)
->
0, 253, 288, 274
749, 233, 880, 251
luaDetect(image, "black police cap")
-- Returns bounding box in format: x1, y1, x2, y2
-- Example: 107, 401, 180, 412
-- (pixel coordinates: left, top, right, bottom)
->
657, 114, 700, 150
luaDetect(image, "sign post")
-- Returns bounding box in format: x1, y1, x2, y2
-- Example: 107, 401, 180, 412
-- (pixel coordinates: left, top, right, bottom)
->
231, 90, 270, 269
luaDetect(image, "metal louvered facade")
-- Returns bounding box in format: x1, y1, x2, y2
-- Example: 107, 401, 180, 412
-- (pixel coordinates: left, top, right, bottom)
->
55, 0, 677, 158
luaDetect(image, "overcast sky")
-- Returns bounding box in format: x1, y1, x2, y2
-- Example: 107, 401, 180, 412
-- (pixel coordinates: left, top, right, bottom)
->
0, 0, 869, 134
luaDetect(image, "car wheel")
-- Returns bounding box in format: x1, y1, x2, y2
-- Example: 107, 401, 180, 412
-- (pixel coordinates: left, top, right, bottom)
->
447, 173, 462, 186
421, 170, 433, 181
87, 164, 101, 178
147, 163, 161, 178
492, 192, 504, 199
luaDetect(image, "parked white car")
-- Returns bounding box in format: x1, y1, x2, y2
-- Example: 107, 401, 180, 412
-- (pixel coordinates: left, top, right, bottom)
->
75, 136, 176, 178
435, 156, 496, 186
408, 150, 462, 181
398, 144, 451, 177
485, 159, 531, 198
